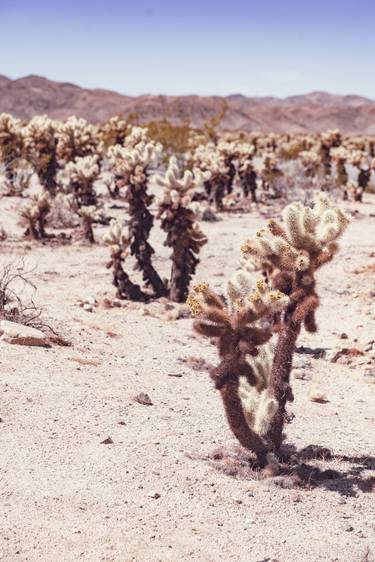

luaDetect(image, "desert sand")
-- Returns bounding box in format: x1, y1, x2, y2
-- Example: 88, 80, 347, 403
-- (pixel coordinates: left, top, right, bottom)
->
0, 194, 374, 562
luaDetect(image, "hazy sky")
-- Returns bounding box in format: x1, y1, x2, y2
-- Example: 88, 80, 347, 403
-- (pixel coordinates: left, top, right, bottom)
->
1, 0, 374, 98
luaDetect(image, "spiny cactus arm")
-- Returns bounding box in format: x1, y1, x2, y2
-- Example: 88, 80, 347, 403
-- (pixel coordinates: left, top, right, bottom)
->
213, 358, 269, 465
103, 219, 147, 301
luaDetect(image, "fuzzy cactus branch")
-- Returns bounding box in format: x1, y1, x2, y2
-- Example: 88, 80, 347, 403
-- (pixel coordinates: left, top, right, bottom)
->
103, 219, 146, 301
241, 192, 350, 453
188, 277, 289, 466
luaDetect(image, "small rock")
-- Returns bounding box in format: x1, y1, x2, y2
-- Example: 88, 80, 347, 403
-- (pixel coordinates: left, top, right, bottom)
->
308, 385, 328, 403
340, 333, 348, 339
202, 209, 218, 222
135, 393, 153, 406
293, 356, 311, 369
342, 524, 354, 532
294, 369, 310, 381
0, 320, 50, 347
148, 491, 160, 499
83, 304, 94, 312
101, 436, 114, 445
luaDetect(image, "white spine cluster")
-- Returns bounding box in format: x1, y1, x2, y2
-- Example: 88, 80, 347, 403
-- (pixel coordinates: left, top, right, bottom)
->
57, 116, 97, 159
242, 192, 350, 270
103, 218, 131, 258
154, 155, 210, 210
108, 141, 162, 185
65, 155, 100, 184
238, 342, 277, 436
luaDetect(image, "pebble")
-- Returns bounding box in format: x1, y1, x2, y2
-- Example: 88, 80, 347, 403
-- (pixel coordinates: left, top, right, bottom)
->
135, 393, 153, 406
293, 357, 311, 369
148, 491, 161, 499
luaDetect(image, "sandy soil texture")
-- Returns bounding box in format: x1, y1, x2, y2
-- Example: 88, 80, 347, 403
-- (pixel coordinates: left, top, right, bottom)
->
0, 194, 374, 562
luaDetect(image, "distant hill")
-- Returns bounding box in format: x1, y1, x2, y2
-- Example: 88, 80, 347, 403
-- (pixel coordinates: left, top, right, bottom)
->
1, 74, 375, 134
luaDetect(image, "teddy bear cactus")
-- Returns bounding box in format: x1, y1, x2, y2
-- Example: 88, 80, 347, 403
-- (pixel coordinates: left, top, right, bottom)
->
237, 144, 258, 201
331, 147, 349, 199
189, 192, 349, 469
23, 116, 59, 196
107, 141, 167, 298
188, 276, 289, 467
64, 155, 100, 242
20, 192, 51, 239
103, 218, 146, 301
57, 116, 98, 163
156, 156, 209, 302
0, 113, 24, 185
241, 192, 350, 454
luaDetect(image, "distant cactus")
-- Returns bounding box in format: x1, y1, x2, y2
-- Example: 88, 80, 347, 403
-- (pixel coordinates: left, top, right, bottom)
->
65, 155, 100, 242
20, 193, 51, 239
23, 116, 59, 196
103, 219, 146, 301
57, 116, 98, 163
237, 144, 257, 201
108, 141, 167, 298
156, 156, 208, 302
0, 113, 24, 185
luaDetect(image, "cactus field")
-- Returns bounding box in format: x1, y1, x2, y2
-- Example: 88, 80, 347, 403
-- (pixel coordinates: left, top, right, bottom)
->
0, 115, 374, 562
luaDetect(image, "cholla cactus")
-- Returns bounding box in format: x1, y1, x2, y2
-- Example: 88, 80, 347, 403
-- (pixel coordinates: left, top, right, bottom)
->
107, 141, 166, 298
20, 192, 51, 239
187, 277, 289, 466
349, 150, 372, 202
299, 149, 321, 181
258, 155, 283, 197
57, 116, 98, 163
241, 192, 350, 452
65, 155, 100, 242
99, 115, 130, 148
193, 144, 229, 210
0, 161, 33, 197
331, 147, 349, 198
156, 156, 208, 302
237, 144, 257, 201
0, 113, 24, 184
23, 116, 59, 195
319, 130, 342, 176
103, 219, 145, 301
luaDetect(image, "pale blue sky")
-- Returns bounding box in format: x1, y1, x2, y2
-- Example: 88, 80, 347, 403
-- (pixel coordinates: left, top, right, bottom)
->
1, 0, 374, 98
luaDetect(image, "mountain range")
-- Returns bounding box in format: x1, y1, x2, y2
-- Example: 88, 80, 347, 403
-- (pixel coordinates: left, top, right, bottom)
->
1, 74, 375, 134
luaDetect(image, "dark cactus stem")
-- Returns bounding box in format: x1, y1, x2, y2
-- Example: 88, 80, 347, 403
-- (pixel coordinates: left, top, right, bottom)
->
265, 320, 300, 453
82, 216, 95, 244
242, 170, 257, 202
320, 143, 332, 176
161, 206, 202, 303
127, 184, 167, 298
108, 257, 146, 302
226, 157, 236, 195
266, 270, 319, 454
212, 357, 268, 466
39, 141, 59, 197
355, 168, 371, 202
213, 177, 226, 211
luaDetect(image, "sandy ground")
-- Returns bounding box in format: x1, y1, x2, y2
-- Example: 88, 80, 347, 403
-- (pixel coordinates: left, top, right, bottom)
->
0, 193, 374, 562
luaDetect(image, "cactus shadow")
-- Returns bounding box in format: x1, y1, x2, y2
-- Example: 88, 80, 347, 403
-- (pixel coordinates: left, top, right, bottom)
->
189, 443, 375, 496
275, 444, 375, 496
